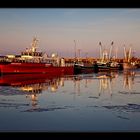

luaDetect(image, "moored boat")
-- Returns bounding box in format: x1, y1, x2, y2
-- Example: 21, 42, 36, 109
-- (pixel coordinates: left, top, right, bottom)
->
74, 61, 98, 74
74, 59, 122, 74
97, 41, 122, 72
0, 37, 74, 75
123, 62, 137, 70
123, 47, 137, 70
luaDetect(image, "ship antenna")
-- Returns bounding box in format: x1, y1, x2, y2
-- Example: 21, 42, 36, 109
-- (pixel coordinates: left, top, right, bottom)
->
123, 45, 126, 61
128, 47, 132, 62
109, 41, 113, 60
31, 37, 39, 52
74, 40, 77, 59
99, 42, 102, 60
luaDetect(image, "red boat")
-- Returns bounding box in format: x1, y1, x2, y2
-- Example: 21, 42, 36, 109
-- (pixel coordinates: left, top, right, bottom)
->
0, 37, 74, 75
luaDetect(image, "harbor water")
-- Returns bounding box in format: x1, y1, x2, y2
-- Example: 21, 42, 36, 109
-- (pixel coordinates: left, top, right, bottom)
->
0, 69, 140, 132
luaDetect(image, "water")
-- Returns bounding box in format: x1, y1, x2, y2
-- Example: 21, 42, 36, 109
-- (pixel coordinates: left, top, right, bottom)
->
0, 70, 140, 132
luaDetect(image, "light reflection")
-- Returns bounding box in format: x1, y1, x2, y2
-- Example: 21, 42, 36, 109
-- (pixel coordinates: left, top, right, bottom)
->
73, 75, 82, 95
99, 78, 112, 96
123, 70, 135, 91
0, 70, 139, 109
97, 71, 119, 97
26, 94, 38, 108
0, 74, 68, 108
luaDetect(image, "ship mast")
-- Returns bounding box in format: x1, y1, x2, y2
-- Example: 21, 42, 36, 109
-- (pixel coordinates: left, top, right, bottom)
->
31, 37, 39, 53
109, 41, 113, 60
74, 40, 77, 59
123, 46, 127, 61
128, 47, 131, 62
99, 42, 102, 60
124, 46, 131, 62
115, 46, 118, 59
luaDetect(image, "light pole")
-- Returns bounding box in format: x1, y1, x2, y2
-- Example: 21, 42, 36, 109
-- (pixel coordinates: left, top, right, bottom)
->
85, 52, 88, 63
78, 49, 81, 58
99, 42, 102, 60
85, 52, 88, 58
74, 40, 76, 59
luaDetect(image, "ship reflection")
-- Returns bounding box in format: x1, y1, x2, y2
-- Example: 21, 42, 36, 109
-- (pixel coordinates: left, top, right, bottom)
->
97, 72, 118, 97
0, 74, 67, 108
72, 72, 119, 97
0, 72, 120, 94
26, 93, 38, 108
0, 70, 138, 109
99, 77, 112, 96
123, 70, 135, 91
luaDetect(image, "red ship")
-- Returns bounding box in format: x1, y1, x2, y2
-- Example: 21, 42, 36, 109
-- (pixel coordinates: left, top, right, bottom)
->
0, 37, 74, 75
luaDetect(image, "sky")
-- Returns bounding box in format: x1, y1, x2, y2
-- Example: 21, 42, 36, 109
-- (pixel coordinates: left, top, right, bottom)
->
0, 8, 140, 58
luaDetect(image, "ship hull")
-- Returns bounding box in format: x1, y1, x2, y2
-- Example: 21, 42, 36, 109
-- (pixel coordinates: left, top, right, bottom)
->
97, 62, 122, 72
123, 62, 137, 70
74, 64, 95, 74
74, 63, 121, 74
0, 62, 74, 75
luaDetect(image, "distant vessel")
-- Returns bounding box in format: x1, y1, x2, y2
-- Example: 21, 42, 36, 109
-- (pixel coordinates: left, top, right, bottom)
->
123, 47, 137, 70
74, 42, 121, 74
74, 61, 97, 74
97, 41, 121, 71
0, 37, 74, 75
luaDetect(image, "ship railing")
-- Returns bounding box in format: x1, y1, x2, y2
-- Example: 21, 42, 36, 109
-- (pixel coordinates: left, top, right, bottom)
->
0, 56, 75, 66
21, 52, 43, 57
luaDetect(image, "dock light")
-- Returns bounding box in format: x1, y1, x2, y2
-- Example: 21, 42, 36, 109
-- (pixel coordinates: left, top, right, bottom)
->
51, 53, 58, 58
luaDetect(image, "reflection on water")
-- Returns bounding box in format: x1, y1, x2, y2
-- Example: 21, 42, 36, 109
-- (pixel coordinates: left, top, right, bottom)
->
0, 70, 140, 131
98, 75, 112, 96
123, 70, 135, 91
0, 71, 140, 108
